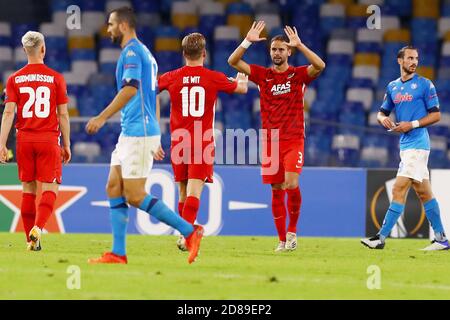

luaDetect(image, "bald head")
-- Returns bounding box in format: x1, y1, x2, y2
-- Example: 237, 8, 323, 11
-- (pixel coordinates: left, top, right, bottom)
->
22, 31, 45, 57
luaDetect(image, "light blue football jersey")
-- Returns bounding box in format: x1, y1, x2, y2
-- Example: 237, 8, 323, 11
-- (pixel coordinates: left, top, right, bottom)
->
116, 38, 160, 137
381, 74, 440, 151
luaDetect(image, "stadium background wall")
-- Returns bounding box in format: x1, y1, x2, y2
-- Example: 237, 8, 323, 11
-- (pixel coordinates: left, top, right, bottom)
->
0, 165, 448, 238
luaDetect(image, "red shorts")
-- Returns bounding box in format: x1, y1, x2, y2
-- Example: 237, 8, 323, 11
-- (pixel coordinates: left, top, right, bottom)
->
261, 139, 304, 184
170, 146, 214, 183
16, 142, 62, 184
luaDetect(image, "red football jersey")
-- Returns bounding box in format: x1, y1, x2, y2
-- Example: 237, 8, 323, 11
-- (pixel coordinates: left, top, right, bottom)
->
249, 64, 316, 141
158, 66, 237, 147
5, 63, 68, 143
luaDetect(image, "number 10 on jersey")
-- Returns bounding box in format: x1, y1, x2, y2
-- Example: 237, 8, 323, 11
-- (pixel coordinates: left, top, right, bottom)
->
180, 86, 205, 117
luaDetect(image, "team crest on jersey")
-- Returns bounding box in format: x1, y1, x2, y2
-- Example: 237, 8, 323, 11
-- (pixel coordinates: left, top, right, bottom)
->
287, 73, 295, 79
411, 83, 417, 90
271, 81, 291, 96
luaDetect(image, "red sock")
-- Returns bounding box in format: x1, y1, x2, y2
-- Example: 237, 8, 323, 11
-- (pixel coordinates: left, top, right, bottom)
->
182, 196, 200, 224
21, 193, 36, 242
35, 191, 57, 229
178, 201, 184, 217
287, 187, 301, 233
272, 189, 287, 242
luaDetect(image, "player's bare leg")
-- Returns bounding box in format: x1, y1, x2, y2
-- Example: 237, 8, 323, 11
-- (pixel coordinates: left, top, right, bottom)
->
284, 172, 301, 251
412, 180, 449, 250
29, 182, 59, 251
361, 176, 411, 249
271, 183, 287, 252
175, 180, 188, 251
122, 178, 203, 263
22, 181, 38, 250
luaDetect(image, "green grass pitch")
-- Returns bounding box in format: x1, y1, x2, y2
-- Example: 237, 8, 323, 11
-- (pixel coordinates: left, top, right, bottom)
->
0, 232, 449, 300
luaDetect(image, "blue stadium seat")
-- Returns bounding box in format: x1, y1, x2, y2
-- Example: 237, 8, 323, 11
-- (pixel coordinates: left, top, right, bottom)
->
305, 131, 331, 166
70, 49, 96, 61
11, 24, 38, 46
137, 26, 155, 49
331, 134, 360, 167
356, 42, 382, 54
81, 0, 105, 11
155, 51, 182, 74
99, 62, 117, 74
383, 0, 412, 17
132, 0, 159, 13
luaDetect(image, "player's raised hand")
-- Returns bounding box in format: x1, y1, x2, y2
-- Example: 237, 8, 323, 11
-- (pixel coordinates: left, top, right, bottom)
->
85, 116, 106, 135
236, 72, 248, 83
0, 144, 8, 163
246, 21, 267, 42
61, 146, 71, 164
153, 145, 165, 161
284, 26, 302, 48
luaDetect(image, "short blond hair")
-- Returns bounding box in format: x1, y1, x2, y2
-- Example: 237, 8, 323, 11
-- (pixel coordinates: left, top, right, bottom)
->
182, 33, 206, 60
21, 31, 45, 54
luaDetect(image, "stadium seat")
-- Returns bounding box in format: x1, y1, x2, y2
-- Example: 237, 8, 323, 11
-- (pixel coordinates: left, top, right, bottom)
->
199, 2, 226, 39
346, 86, 374, 111
73, 141, 101, 162
429, 136, 448, 168
359, 145, 389, 167
379, 16, 401, 35
417, 66, 436, 80
413, 0, 439, 19
320, 3, 346, 36
171, 1, 198, 31
0, 23, 11, 47
227, 3, 253, 38
105, 1, 132, 14
331, 134, 360, 167
346, 4, 369, 29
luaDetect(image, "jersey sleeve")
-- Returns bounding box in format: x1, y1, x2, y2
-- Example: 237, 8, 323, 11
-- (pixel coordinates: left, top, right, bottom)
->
4, 75, 17, 104
56, 73, 69, 105
295, 65, 317, 85
249, 64, 266, 85
425, 80, 440, 112
380, 86, 395, 115
214, 71, 238, 94
121, 47, 142, 89
157, 72, 171, 92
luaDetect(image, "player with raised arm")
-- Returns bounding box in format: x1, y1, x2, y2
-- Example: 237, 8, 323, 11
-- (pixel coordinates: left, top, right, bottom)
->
85, 7, 203, 264
158, 33, 248, 250
0, 31, 71, 251
361, 46, 448, 251
228, 22, 325, 252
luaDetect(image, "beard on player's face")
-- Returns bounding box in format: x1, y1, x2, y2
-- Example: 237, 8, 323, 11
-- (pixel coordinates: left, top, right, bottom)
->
402, 62, 417, 75
111, 31, 123, 45
272, 56, 286, 66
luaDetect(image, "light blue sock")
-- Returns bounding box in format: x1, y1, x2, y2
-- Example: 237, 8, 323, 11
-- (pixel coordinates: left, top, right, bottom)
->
110, 197, 128, 256
139, 194, 194, 238
424, 199, 446, 241
379, 202, 405, 241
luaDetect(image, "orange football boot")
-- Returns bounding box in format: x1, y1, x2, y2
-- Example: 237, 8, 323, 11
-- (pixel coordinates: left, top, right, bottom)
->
88, 252, 127, 264
185, 225, 204, 264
